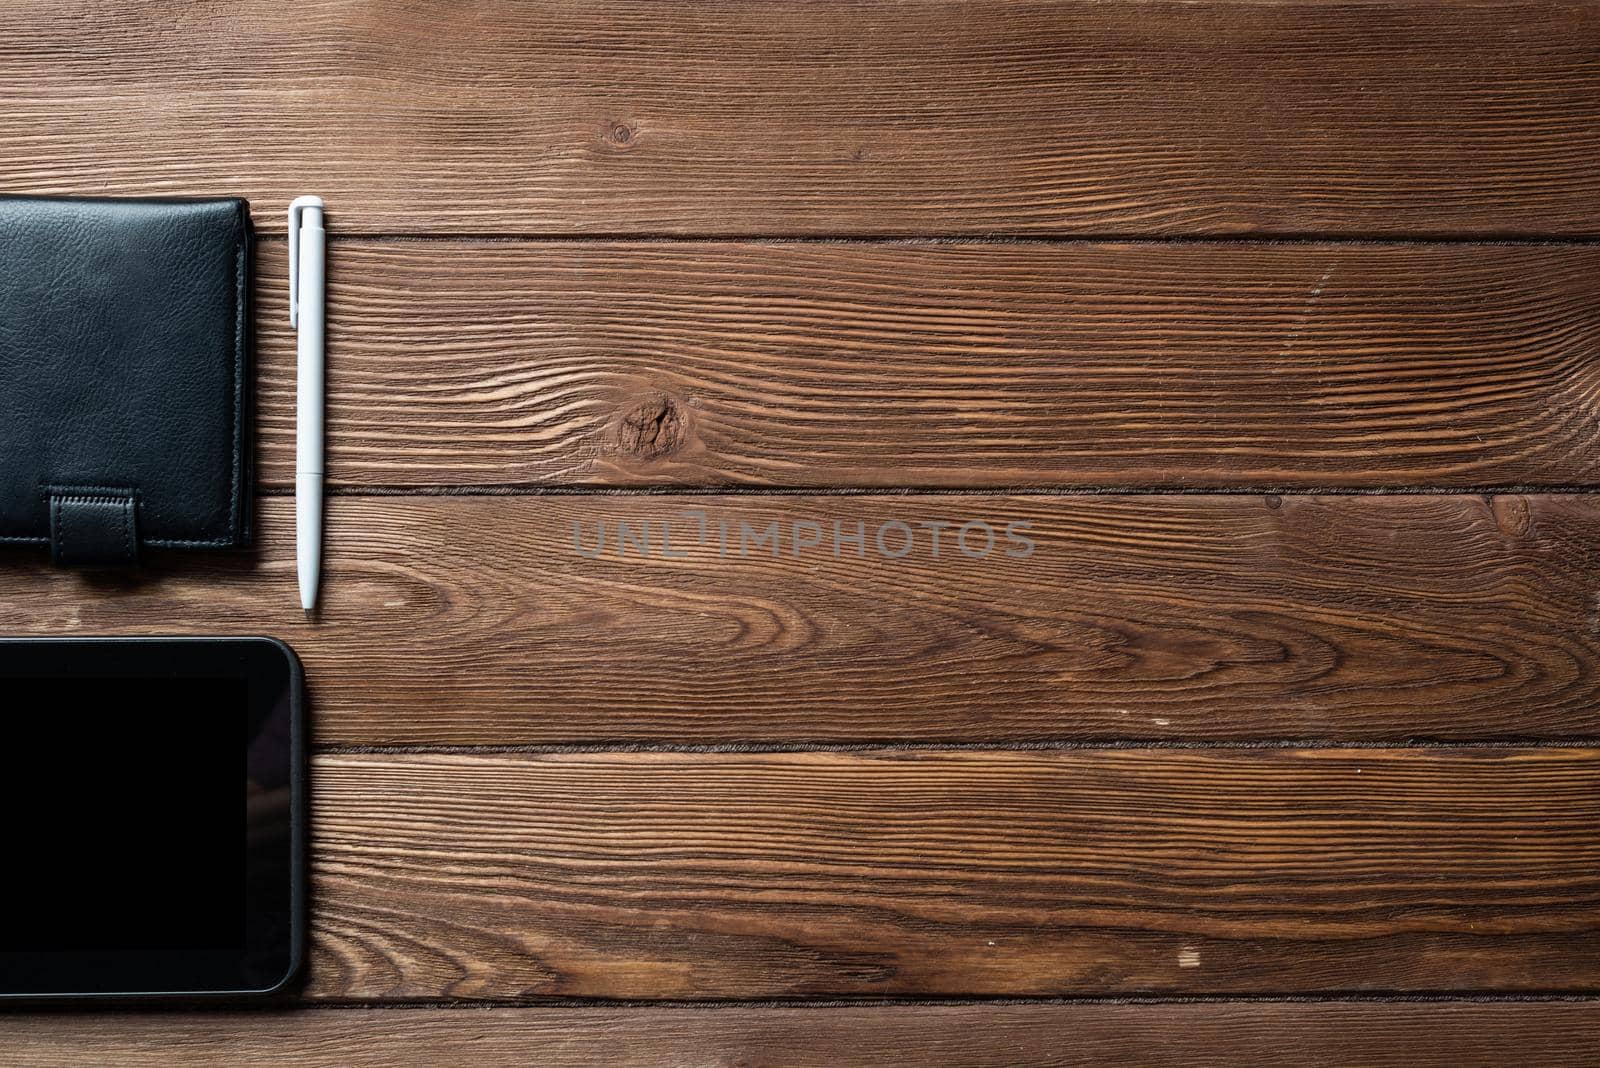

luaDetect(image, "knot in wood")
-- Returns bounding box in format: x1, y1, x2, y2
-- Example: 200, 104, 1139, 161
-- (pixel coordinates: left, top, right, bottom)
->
619, 396, 684, 458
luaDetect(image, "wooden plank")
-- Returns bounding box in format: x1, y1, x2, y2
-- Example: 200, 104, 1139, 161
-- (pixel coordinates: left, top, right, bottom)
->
250, 241, 1600, 490
5, 494, 1596, 746
4, 1, 1599, 236
7, 1002, 1600, 1066
305, 748, 1600, 998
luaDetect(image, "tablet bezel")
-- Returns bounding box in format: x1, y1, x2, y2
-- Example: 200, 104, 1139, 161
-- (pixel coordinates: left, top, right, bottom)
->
0, 635, 304, 1001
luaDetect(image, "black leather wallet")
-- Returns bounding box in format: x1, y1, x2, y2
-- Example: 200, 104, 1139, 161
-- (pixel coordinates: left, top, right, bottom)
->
0, 196, 252, 566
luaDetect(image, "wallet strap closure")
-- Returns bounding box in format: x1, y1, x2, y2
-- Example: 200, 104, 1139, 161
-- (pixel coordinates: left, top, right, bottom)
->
49, 489, 139, 568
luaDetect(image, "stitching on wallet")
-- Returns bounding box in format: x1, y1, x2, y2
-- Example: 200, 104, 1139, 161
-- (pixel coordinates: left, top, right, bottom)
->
41, 483, 141, 500
53, 496, 66, 560
229, 234, 244, 545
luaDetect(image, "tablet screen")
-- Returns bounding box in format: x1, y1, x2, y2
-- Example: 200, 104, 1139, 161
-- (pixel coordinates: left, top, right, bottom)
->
2, 678, 244, 952
0, 638, 301, 999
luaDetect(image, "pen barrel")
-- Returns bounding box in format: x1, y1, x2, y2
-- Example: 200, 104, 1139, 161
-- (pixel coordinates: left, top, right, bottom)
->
296, 472, 323, 610
295, 213, 326, 476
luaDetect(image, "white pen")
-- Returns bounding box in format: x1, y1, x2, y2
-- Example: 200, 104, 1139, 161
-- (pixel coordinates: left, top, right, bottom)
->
288, 196, 326, 614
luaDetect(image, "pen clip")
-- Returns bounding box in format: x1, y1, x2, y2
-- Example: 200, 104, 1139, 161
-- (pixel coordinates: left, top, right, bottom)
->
287, 196, 324, 327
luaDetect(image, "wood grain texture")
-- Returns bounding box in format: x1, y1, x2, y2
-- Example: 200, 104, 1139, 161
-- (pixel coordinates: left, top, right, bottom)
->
4, 1, 1599, 236
305, 748, 1600, 998
251, 241, 1600, 490
4, 494, 1596, 746
7, 1002, 1600, 1067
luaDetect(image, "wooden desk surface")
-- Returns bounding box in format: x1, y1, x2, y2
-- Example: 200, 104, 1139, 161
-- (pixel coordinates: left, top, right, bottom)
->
3, 1, 1598, 1062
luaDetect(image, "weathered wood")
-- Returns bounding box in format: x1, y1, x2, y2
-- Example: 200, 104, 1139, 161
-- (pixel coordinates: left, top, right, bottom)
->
8, 0, 1598, 1051
6, 1002, 1600, 1066
251, 241, 1600, 490
4, 494, 1595, 746
305, 748, 1600, 998
5, 1, 1599, 236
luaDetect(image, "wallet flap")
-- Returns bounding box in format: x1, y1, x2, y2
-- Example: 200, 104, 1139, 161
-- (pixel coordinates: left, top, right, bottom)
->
49, 489, 139, 568
0, 196, 252, 559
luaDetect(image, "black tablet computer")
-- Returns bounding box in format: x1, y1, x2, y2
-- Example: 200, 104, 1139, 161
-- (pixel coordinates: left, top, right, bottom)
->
0, 636, 305, 1001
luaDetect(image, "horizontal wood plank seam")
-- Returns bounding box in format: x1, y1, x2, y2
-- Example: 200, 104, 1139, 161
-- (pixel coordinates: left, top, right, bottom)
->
253, 234, 1600, 247
260, 486, 1600, 498
194, 995, 1600, 1012
317, 739, 1600, 756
